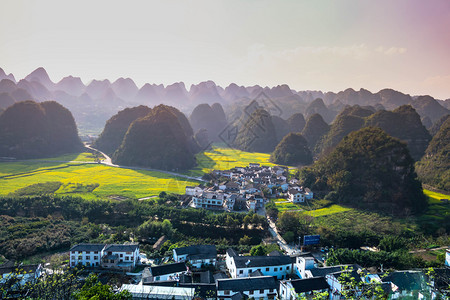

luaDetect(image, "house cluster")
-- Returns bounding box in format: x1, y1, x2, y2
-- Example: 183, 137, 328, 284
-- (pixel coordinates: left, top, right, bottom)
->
66, 243, 450, 299
186, 163, 313, 212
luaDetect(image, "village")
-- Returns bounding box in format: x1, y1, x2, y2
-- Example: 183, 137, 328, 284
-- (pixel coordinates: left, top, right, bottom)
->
1, 163, 449, 299
6, 242, 449, 299
185, 163, 313, 212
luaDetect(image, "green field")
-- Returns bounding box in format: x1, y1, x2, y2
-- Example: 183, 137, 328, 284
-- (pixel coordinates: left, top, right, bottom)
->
0, 146, 280, 200
300, 204, 353, 217
0, 155, 199, 199
187, 145, 277, 177
419, 189, 450, 228
274, 199, 304, 212
274, 198, 352, 216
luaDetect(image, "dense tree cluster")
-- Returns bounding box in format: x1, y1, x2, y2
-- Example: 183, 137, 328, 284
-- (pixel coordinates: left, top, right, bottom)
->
416, 115, 450, 191
112, 104, 196, 170
0, 101, 83, 158
270, 133, 313, 166
298, 127, 427, 215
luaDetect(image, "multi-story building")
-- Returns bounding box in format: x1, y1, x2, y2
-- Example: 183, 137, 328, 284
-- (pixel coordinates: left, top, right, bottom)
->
69, 243, 139, 271
69, 244, 105, 267
226, 249, 293, 279
173, 245, 217, 268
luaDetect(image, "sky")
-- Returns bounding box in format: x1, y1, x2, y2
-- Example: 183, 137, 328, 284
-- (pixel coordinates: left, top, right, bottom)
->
1, 0, 450, 99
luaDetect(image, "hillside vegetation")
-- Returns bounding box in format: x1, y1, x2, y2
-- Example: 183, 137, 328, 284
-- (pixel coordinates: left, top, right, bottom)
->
0, 101, 83, 158
298, 127, 427, 215
270, 133, 312, 166
416, 116, 450, 191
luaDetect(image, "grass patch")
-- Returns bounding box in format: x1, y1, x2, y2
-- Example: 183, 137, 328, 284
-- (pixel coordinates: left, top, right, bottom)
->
187, 145, 277, 177
274, 199, 303, 212
8, 181, 62, 196
300, 204, 352, 217
415, 189, 450, 234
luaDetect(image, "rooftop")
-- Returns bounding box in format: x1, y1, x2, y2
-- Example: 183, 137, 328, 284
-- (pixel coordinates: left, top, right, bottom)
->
233, 255, 292, 268
173, 245, 217, 260
289, 277, 329, 293
217, 276, 277, 292
70, 243, 105, 252
148, 262, 187, 277
104, 244, 139, 252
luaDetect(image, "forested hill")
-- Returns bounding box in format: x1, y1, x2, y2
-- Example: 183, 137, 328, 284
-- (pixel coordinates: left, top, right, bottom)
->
112, 104, 196, 170
298, 127, 427, 215
0, 100, 83, 158
416, 115, 450, 191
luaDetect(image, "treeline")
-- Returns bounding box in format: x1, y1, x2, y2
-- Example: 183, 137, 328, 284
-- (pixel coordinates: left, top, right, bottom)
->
0, 195, 268, 260
0, 195, 266, 228
327, 248, 443, 269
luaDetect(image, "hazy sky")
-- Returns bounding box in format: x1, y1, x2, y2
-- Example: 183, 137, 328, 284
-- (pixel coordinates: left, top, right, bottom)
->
1, 0, 450, 99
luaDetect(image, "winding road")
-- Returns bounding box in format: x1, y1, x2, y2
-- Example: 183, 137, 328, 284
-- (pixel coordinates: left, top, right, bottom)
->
84, 144, 206, 182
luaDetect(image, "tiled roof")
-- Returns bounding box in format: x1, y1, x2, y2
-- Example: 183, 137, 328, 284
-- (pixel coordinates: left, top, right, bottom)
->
149, 262, 187, 277
217, 276, 277, 292
70, 243, 105, 252
173, 245, 217, 260
104, 244, 139, 252
289, 277, 329, 293
233, 255, 292, 268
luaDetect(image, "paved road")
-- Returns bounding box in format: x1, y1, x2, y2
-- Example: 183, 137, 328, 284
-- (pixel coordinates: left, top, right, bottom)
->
267, 218, 299, 255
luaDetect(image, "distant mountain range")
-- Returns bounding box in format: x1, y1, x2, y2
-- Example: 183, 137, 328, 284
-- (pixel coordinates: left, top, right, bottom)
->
1, 67, 449, 135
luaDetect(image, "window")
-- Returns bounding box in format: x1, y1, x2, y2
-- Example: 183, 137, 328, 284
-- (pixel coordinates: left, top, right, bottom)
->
71, 262, 75, 266
120, 254, 123, 257
249, 291, 254, 295
260, 289, 264, 294
126, 252, 131, 254
248, 269, 252, 273
86, 256, 90, 260
71, 256, 75, 260
71, 251, 75, 254
287, 266, 290, 270
86, 251, 90, 254
94, 251, 98, 254
156, 276, 160, 281
224, 291, 230, 295
274, 268, 278, 271
280, 267, 283, 270
94, 256, 98, 260
266, 268, 269, 271
239, 270, 243, 274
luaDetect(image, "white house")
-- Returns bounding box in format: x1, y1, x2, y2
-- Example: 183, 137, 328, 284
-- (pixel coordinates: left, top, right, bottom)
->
173, 245, 217, 268
101, 244, 140, 271
279, 277, 329, 300
295, 255, 316, 278
216, 276, 278, 300
185, 186, 203, 196
226, 249, 293, 279
70, 244, 105, 267
142, 262, 187, 283
288, 188, 306, 203
69, 243, 139, 271
192, 192, 226, 210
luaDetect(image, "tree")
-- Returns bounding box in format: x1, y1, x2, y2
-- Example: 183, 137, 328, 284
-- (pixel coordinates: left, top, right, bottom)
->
250, 245, 266, 256
73, 274, 131, 300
